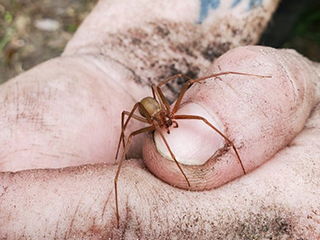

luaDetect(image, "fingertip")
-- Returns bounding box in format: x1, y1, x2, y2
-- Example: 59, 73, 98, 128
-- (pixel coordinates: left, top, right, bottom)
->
143, 130, 244, 191
143, 102, 245, 191
143, 46, 317, 191
154, 102, 225, 166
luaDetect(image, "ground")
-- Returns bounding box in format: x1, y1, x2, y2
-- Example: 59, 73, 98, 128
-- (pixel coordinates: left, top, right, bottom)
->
0, 0, 97, 83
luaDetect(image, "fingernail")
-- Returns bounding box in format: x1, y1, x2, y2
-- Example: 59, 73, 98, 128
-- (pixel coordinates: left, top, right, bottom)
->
154, 102, 225, 165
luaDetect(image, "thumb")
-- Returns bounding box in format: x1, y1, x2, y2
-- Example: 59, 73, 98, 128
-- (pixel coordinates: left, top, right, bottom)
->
143, 46, 318, 190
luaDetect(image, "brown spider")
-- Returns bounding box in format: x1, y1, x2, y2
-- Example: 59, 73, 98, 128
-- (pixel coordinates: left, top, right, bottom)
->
114, 71, 270, 227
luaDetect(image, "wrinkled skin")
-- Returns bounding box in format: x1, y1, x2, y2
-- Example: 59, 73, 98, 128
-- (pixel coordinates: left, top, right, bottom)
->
1, 0, 320, 239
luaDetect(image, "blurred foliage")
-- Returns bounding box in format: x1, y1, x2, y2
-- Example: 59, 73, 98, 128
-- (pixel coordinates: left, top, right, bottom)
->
283, 2, 320, 61
66, 23, 78, 33
295, 8, 320, 41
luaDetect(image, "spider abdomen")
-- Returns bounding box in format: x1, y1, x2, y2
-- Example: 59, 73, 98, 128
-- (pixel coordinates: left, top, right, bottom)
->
139, 97, 161, 117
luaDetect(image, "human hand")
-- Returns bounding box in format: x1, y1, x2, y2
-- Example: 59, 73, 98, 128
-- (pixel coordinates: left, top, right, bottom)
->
1, 0, 319, 238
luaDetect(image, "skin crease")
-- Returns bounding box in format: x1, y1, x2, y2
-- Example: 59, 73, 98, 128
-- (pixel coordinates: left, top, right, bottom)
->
0, 0, 320, 239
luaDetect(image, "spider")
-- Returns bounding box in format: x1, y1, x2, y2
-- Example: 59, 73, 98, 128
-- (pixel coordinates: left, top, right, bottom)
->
114, 71, 270, 227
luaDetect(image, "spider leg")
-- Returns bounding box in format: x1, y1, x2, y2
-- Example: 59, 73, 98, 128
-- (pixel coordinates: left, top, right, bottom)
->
115, 103, 138, 160
151, 83, 170, 112
173, 114, 246, 174
155, 125, 191, 187
157, 73, 193, 88
172, 71, 271, 114
115, 110, 149, 160
155, 74, 194, 113
115, 102, 155, 228
115, 125, 156, 228
115, 102, 154, 161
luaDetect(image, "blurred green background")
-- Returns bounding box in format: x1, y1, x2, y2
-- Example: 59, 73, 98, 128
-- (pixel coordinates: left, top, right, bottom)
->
0, 0, 320, 83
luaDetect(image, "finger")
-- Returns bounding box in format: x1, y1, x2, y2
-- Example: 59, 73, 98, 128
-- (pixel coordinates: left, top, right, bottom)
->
0, 164, 117, 238
64, 0, 280, 102
0, 56, 148, 171
143, 45, 319, 190
1, 154, 319, 238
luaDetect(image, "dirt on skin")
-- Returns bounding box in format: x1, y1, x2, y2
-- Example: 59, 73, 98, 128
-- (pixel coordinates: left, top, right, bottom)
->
1, 0, 320, 84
